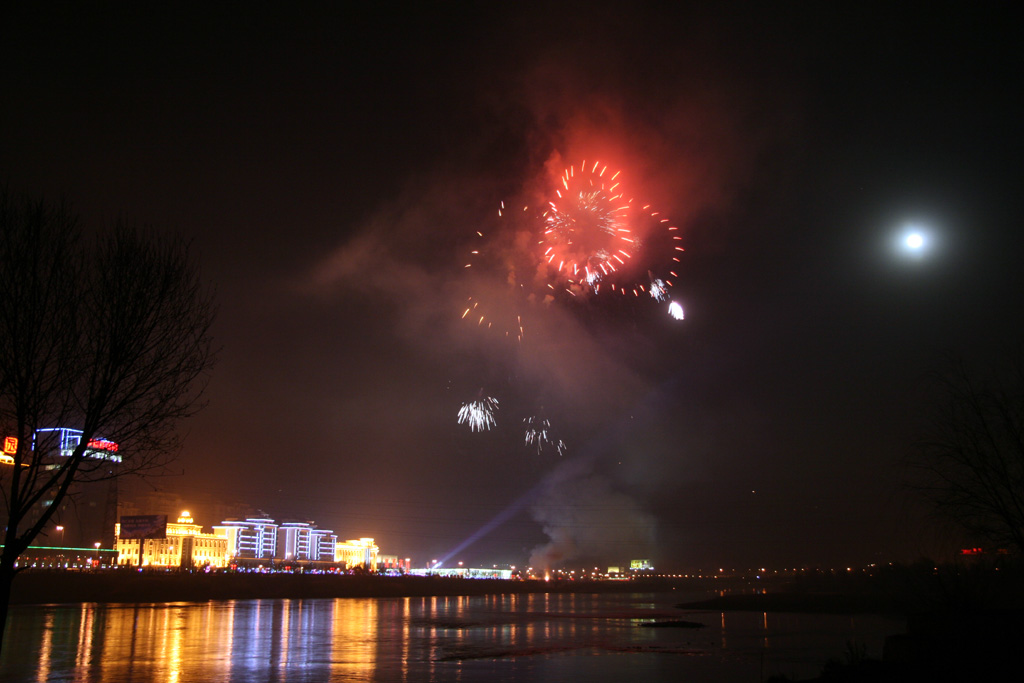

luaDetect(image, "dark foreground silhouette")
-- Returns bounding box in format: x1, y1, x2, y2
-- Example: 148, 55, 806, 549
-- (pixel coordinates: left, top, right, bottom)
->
759, 610, 1024, 682
677, 562, 1024, 683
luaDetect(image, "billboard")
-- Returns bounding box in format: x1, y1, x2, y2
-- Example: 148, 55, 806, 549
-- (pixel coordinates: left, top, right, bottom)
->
1, 437, 15, 465
119, 515, 168, 540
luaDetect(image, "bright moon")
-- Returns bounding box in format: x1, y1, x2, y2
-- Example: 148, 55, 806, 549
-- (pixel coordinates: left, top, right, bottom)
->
894, 224, 934, 259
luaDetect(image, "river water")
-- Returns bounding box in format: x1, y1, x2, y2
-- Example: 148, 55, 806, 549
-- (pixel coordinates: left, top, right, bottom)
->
0, 592, 903, 682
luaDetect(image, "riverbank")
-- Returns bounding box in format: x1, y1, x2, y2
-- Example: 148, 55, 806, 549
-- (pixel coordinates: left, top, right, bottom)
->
676, 592, 912, 615
9, 570, 697, 606
14, 562, 1022, 615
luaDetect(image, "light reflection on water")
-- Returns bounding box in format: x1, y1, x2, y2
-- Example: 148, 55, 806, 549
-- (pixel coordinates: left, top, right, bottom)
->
1, 593, 904, 682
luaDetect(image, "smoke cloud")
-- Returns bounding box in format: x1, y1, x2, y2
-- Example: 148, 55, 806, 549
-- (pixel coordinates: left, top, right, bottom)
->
529, 460, 657, 572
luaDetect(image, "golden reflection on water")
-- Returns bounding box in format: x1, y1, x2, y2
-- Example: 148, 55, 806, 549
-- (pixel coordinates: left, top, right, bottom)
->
74, 604, 93, 670
25, 593, 685, 680
328, 597, 379, 680
223, 601, 236, 674
24, 594, 701, 680
5, 591, 905, 683
20, 599, 387, 682
279, 599, 291, 670
35, 611, 53, 683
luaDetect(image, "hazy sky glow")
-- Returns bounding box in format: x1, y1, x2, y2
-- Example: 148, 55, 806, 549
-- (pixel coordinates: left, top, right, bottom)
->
2, 4, 1021, 570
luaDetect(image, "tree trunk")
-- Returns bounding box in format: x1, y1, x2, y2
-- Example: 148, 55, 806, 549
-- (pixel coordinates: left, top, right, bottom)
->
0, 550, 19, 659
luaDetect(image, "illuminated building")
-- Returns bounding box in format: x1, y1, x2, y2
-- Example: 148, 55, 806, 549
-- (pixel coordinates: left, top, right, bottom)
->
5, 545, 118, 569
277, 522, 337, 562
377, 555, 411, 572
33, 428, 122, 463
211, 518, 401, 570
115, 511, 228, 568
214, 517, 278, 559
408, 566, 512, 579
4, 428, 124, 549
309, 528, 337, 561
335, 537, 379, 570
278, 522, 310, 560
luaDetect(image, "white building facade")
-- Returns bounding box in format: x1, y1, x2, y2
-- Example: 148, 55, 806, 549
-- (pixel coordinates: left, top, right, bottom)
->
277, 522, 337, 562
214, 518, 278, 559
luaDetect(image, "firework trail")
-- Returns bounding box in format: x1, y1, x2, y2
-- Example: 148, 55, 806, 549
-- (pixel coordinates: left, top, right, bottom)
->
461, 201, 545, 342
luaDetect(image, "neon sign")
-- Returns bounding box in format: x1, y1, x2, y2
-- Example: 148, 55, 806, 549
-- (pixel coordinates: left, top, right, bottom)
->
3, 436, 17, 455
87, 439, 119, 452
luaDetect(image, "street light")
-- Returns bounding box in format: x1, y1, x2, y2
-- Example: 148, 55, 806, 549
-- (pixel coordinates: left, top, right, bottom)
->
55, 525, 64, 546
94, 542, 101, 568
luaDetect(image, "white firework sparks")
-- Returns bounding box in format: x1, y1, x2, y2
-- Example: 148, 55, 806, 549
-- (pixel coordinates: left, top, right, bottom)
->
458, 396, 499, 432
668, 301, 685, 320
649, 278, 669, 302
523, 416, 567, 456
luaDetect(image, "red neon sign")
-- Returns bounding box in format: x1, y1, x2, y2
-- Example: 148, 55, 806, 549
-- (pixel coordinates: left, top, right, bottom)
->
3, 436, 17, 455
87, 439, 119, 453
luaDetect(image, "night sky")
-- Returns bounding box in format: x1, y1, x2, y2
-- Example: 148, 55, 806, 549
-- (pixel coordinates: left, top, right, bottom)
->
3, 3, 1022, 571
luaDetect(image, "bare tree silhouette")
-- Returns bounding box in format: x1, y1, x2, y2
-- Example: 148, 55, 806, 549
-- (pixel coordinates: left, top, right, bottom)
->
0, 191, 216, 653
911, 356, 1024, 555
